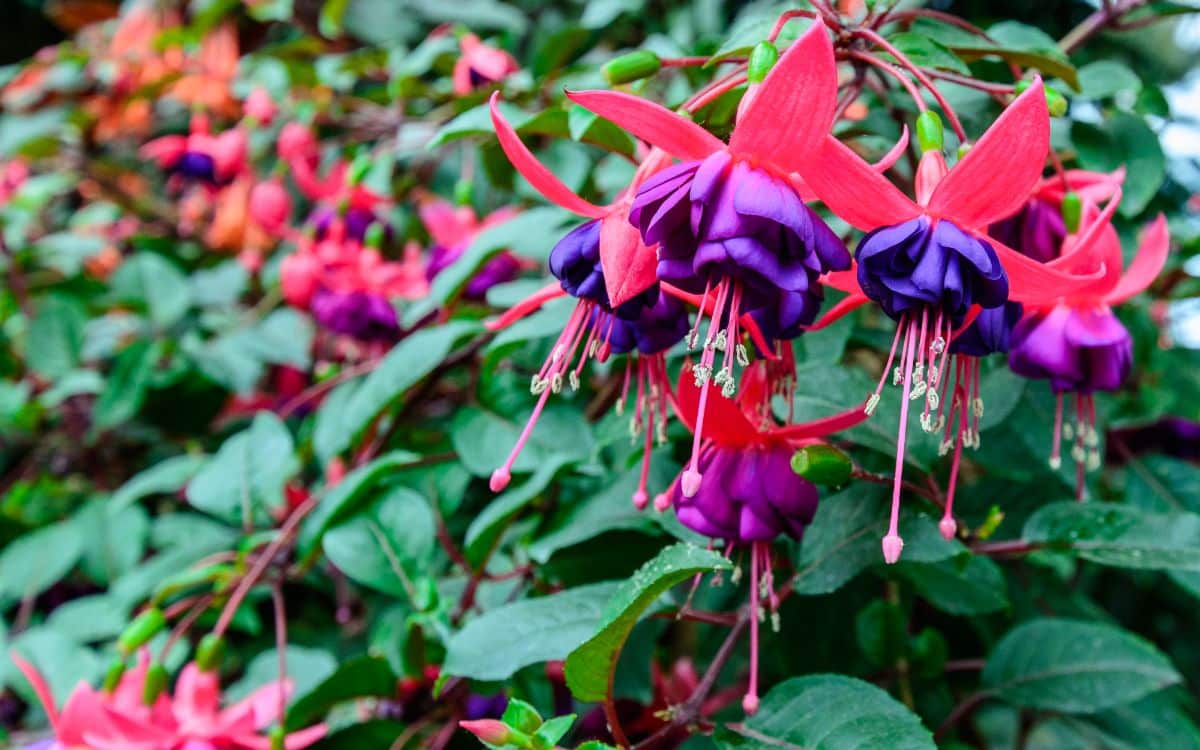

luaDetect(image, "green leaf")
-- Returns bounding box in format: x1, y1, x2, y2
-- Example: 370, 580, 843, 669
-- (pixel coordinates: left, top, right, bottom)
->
298, 451, 421, 553
982, 618, 1181, 713
338, 321, 480, 447
564, 543, 732, 701
108, 253, 191, 329
33, 232, 106, 276
323, 488, 435, 599
1124, 454, 1200, 513
286, 656, 397, 730
443, 581, 621, 681
710, 3, 808, 64
110, 454, 206, 513
452, 404, 594, 479
1076, 61, 1142, 100
45, 594, 128, 643
312, 378, 362, 464
92, 339, 163, 430
716, 674, 935, 750
898, 554, 1010, 615
855, 601, 907, 668
887, 32, 970, 75
26, 294, 87, 378
1023, 501, 1200, 570
227, 646, 338, 706
464, 454, 574, 560
0, 519, 85, 601
793, 487, 962, 595
77, 501, 149, 584
1071, 114, 1164, 217
186, 412, 299, 526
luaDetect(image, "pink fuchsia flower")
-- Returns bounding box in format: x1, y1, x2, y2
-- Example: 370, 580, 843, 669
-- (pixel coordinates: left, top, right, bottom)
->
990, 168, 1124, 263
454, 34, 519, 94
1008, 213, 1169, 496
249, 178, 293, 237
141, 114, 248, 187
418, 195, 525, 298
565, 22, 859, 502
665, 360, 868, 714
243, 87, 277, 126
0, 159, 28, 203
486, 95, 692, 504
802, 80, 1113, 561
90, 663, 326, 750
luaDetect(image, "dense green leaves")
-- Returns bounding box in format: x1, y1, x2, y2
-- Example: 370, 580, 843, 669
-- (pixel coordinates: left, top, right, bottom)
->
717, 675, 935, 750
1024, 501, 1200, 570
982, 619, 1181, 713
323, 488, 436, 600
186, 412, 300, 525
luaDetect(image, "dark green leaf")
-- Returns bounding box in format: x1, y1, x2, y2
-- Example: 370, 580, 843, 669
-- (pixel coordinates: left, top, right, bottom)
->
92, 339, 163, 430
898, 554, 1009, 615
1071, 114, 1164, 217
287, 656, 398, 730
323, 488, 435, 599
1023, 501, 1200, 570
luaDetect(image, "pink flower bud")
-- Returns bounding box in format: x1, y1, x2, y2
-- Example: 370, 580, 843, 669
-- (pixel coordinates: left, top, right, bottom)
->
211, 128, 248, 182
250, 179, 292, 235
278, 122, 317, 162
459, 719, 513, 746
244, 87, 277, 125
280, 252, 322, 307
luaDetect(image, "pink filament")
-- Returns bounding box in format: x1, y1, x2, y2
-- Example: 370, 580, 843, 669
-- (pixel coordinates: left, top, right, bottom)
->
884, 314, 919, 563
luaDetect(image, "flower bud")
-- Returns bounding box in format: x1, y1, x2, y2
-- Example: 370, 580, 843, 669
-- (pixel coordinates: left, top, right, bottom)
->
791, 444, 853, 487
278, 122, 317, 162
196, 633, 226, 672
364, 221, 386, 249
915, 110, 944, 154
602, 50, 661, 85
269, 725, 286, 750
1061, 191, 1082, 234
747, 41, 779, 84
142, 662, 169, 706
244, 87, 277, 125
1014, 80, 1067, 117
348, 154, 372, 186
460, 719, 528, 747
454, 178, 473, 206
102, 656, 127, 693
118, 607, 166, 655
250, 179, 292, 235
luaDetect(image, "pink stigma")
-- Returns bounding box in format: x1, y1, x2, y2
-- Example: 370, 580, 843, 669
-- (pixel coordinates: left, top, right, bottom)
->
653, 492, 671, 512
632, 489, 649, 510
681, 469, 702, 498
938, 516, 957, 540
742, 693, 760, 715
489, 469, 511, 493
882, 533, 904, 564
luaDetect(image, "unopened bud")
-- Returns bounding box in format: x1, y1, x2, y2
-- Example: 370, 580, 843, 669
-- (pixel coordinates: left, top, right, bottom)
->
118, 608, 166, 655
602, 50, 661, 85
249, 179, 292, 235
347, 154, 371, 186
915, 110, 944, 154
454, 178, 473, 206
196, 633, 226, 672
270, 725, 286, 750
102, 657, 126, 693
791, 444, 853, 487
747, 41, 779, 84
1015, 80, 1067, 116
1061, 191, 1082, 234
142, 663, 169, 706
461, 719, 528, 747
364, 221, 385, 248
501, 699, 543, 734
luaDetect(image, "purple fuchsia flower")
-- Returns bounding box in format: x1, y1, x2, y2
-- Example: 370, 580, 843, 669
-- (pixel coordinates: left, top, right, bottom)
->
664, 360, 868, 714
141, 114, 247, 188
990, 168, 1125, 263
419, 197, 525, 299
800, 80, 1118, 561
567, 22, 866, 500
309, 288, 400, 341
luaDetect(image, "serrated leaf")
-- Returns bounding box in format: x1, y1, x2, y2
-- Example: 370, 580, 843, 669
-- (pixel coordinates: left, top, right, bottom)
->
443, 581, 621, 680
716, 674, 935, 750
564, 543, 731, 701
1023, 501, 1200, 570
982, 618, 1180, 713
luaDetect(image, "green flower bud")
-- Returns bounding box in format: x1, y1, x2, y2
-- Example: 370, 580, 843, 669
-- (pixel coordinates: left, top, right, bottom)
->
347, 155, 371, 186
956, 142, 972, 161
102, 656, 127, 693
454, 178, 473, 206
1061, 191, 1082, 233
196, 633, 226, 672
915, 111, 945, 154
117, 607, 166, 655
791, 444, 853, 487
270, 725, 287, 750
142, 663, 169, 706
747, 41, 779, 84
1045, 86, 1068, 117
364, 222, 386, 248
602, 50, 661, 86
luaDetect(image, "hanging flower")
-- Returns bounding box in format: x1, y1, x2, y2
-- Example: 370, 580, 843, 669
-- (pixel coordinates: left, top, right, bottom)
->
141, 114, 247, 187
454, 33, 519, 94
990, 168, 1124, 263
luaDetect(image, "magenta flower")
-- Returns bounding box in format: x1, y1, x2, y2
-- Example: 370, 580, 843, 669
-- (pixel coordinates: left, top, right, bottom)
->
141, 114, 247, 187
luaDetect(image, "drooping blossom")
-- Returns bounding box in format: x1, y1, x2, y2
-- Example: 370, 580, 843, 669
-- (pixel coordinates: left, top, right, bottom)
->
454, 33, 519, 94
141, 114, 248, 187
990, 168, 1124, 263
1008, 213, 1169, 496
244, 87, 277, 126
418, 195, 525, 298
567, 22, 861, 500
486, 94, 691, 505
663, 360, 868, 714
802, 80, 1110, 561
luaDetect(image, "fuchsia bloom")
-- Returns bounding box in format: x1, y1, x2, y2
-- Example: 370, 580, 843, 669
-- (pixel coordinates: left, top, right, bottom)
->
243, 87, 277, 126
142, 114, 248, 187
14, 651, 325, 750
418, 196, 524, 298
990, 168, 1124, 263
0, 159, 28, 203
566, 22, 858, 502
666, 360, 867, 714
800, 78, 1112, 559
486, 94, 690, 504
454, 34, 519, 94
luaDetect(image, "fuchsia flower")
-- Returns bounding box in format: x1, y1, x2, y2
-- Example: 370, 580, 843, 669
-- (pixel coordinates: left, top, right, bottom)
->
666, 360, 868, 714
990, 168, 1124, 263
565, 22, 857, 502
142, 114, 248, 187
486, 94, 690, 505
418, 195, 525, 298
454, 34, 519, 94
798, 76, 1114, 560
243, 87, 277, 126
15, 650, 326, 750
0, 159, 28, 203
